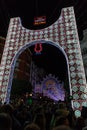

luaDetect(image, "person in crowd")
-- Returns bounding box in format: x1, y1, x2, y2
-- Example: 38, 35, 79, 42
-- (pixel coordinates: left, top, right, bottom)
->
24, 123, 40, 130
0, 103, 22, 130
54, 116, 70, 127
0, 112, 12, 130
75, 116, 85, 130
33, 113, 46, 130
81, 106, 87, 126
52, 125, 72, 130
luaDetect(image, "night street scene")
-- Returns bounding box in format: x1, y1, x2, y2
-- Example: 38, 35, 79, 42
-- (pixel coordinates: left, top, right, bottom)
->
0, 0, 87, 130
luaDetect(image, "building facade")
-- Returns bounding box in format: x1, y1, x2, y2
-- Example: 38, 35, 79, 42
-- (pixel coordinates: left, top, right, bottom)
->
0, 37, 32, 81
80, 29, 87, 80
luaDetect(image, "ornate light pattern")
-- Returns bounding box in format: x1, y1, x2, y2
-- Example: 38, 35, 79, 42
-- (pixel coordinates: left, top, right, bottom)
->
0, 7, 86, 117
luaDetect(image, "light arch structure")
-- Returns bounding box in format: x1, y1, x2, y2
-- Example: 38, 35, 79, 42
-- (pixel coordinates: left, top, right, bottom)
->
0, 7, 87, 117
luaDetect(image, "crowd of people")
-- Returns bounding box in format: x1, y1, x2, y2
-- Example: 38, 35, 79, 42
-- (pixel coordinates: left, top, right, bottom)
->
0, 96, 87, 130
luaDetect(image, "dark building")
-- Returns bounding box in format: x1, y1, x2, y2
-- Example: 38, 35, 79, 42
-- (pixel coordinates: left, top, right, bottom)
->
0, 37, 32, 81
0, 37, 5, 63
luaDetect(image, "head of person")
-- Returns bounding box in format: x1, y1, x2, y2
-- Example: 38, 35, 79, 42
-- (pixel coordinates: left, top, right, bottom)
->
24, 123, 40, 130
54, 116, 70, 127
0, 112, 12, 130
33, 113, 46, 130
52, 125, 72, 130
0, 104, 14, 116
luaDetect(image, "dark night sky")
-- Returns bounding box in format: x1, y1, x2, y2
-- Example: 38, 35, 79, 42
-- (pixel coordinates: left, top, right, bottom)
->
0, 0, 87, 40
29, 43, 68, 81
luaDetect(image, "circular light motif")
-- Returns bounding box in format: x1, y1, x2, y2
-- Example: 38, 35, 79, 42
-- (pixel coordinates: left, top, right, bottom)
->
70, 66, 75, 71
0, 71, 4, 75
34, 36, 38, 39
68, 45, 72, 49
9, 47, 13, 50
65, 19, 68, 22
7, 60, 11, 64
78, 79, 83, 84
73, 49, 78, 53
67, 40, 72, 44
40, 31, 43, 34
60, 36, 65, 41
60, 27, 64, 31
78, 73, 82, 78
49, 29, 53, 33
71, 79, 77, 84
34, 31, 38, 35
55, 33, 58, 36
10, 39, 15, 42
72, 86, 78, 92
1, 94, 5, 98
76, 60, 81, 65
5, 71, 9, 74
75, 55, 80, 59
73, 102, 80, 108
2, 87, 6, 92
67, 35, 71, 39
54, 29, 58, 33
74, 44, 78, 48
4, 76, 9, 80
54, 24, 58, 28
69, 61, 74, 65
2, 82, 7, 86
44, 34, 48, 38
82, 102, 87, 107
61, 41, 65, 44
60, 32, 65, 36
74, 110, 81, 118
84, 87, 87, 92
68, 50, 73, 54
81, 94, 87, 99
49, 26, 53, 29
64, 15, 68, 19
60, 24, 63, 27
9, 51, 13, 55
65, 27, 69, 30
49, 34, 53, 37
7, 56, 12, 60
66, 31, 71, 35
77, 66, 81, 71
69, 55, 74, 60
73, 94, 79, 99
30, 32, 33, 35
62, 46, 66, 50
71, 72, 76, 78
80, 86, 85, 92
65, 23, 70, 26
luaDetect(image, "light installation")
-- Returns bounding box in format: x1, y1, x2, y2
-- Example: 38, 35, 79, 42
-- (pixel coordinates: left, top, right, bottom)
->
34, 43, 42, 54
42, 77, 65, 101
0, 7, 86, 118
34, 74, 65, 101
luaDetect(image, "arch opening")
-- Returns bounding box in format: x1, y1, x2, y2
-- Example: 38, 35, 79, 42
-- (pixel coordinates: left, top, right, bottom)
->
6, 40, 71, 105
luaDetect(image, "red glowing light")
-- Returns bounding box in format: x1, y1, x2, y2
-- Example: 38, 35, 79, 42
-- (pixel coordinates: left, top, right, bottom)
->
34, 43, 42, 53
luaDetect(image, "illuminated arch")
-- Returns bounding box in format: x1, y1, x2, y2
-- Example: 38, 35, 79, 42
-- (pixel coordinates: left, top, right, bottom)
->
0, 7, 86, 118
